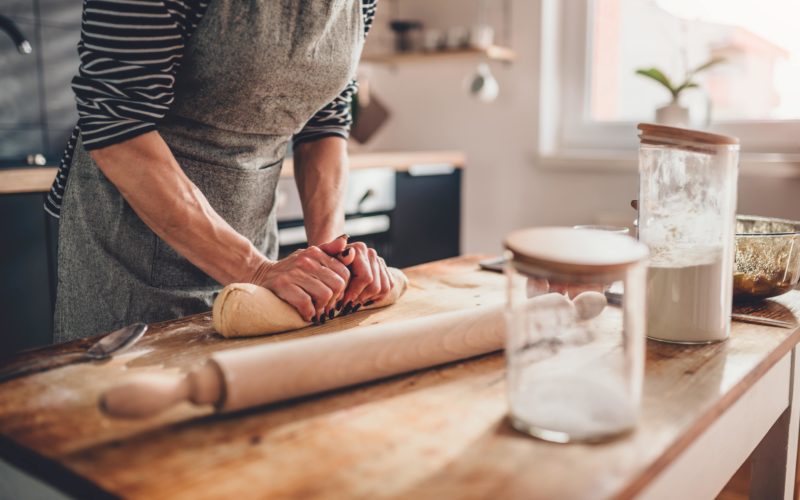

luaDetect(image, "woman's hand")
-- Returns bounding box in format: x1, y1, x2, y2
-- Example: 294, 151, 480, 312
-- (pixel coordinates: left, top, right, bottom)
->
337, 242, 393, 314
249, 235, 351, 323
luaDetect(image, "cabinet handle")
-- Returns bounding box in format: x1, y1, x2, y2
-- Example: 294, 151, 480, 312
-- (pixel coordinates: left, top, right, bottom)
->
408, 163, 455, 176
356, 188, 374, 213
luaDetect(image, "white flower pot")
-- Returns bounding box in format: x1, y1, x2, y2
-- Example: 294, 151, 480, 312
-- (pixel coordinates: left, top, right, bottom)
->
655, 102, 689, 127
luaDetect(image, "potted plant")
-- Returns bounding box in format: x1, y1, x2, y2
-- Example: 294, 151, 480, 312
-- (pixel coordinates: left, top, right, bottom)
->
635, 57, 724, 126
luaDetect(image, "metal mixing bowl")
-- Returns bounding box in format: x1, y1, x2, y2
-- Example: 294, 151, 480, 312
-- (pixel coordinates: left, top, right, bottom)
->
734, 215, 800, 301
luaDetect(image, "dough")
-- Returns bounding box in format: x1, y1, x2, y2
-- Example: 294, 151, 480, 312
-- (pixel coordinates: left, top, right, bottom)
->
212, 267, 409, 338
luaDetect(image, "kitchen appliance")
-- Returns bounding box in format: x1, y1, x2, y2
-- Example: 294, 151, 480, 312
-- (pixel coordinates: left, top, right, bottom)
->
276, 167, 396, 259
504, 227, 649, 443
637, 123, 739, 344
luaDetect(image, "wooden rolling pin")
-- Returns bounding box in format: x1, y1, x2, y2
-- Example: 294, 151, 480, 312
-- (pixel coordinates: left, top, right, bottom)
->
101, 292, 605, 418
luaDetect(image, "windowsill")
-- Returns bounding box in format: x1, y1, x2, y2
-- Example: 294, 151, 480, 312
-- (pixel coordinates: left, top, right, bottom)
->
536, 150, 800, 178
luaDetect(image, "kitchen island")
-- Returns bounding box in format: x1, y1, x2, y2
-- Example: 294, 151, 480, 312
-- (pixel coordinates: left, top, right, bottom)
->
1, 255, 799, 499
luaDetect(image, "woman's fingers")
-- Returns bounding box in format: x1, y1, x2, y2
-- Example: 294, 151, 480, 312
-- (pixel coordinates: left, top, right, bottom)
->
319, 234, 356, 266
291, 238, 393, 318
306, 246, 350, 283
305, 245, 350, 317
354, 249, 392, 307
338, 245, 356, 267
341, 242, 372, 310
317, 234, 348, 256
382, 258, 394, 291
273, 284, 316, 322
357, 249, 382, 305
313, 265, 347, 320
255, 245, 349, 322
374, 257, 392, 302
294, 272, 334, 322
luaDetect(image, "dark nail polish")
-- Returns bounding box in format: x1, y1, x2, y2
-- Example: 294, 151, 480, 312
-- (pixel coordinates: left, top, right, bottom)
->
311, 315, 318, 324
352, 304, 361, 313
364, 300, 374, 306
343, 302, 353, 314
328, 309, 335, 320
342, 248, 351, 257
320, 314, 326, 324
336, 300, 343, 311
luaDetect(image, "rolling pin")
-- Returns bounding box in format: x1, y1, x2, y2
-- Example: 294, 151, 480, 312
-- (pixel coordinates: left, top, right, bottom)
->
101, 292, 606, 419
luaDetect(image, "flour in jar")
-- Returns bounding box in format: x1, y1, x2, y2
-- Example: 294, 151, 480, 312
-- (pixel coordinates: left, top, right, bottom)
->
510, 372, 636, 441
646, 246, 730, 343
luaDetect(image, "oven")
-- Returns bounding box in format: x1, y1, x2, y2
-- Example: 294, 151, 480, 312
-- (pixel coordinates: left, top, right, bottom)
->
275, 167, 396, 261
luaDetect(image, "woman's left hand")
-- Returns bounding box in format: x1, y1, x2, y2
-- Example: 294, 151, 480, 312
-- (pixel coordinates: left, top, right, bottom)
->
337, 241, 393, 313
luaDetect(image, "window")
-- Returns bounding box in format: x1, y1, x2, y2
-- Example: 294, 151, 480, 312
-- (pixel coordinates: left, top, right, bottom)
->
540, 0, 800, 159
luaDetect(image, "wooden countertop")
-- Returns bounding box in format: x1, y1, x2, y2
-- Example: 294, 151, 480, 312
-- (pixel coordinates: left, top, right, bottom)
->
1, 255, 799, 499
0, 151, 465, 195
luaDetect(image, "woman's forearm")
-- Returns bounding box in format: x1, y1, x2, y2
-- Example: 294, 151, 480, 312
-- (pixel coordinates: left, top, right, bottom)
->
90, 131, 268, 285
293, 136, 348, 246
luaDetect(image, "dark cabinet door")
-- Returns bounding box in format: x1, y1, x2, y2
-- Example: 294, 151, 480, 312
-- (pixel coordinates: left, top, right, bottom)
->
0, 194, 55, 355
389, 169, 461, 268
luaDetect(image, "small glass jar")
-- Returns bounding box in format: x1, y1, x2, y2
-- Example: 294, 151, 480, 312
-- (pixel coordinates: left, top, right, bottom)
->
637, 123, 739, 343
504, 227, 649, 443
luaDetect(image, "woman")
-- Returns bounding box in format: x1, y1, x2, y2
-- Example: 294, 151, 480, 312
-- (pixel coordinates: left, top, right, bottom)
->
46, 0, 390, 341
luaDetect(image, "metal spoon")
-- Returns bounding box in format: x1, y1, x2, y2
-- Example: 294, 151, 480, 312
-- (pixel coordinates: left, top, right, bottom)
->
0, 323, 147, 383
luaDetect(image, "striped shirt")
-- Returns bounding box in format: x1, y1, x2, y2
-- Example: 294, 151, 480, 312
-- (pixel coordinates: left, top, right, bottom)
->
45, 0, 377, 218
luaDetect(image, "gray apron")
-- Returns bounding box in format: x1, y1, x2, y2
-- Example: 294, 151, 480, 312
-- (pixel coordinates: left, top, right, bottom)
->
54, 0, 364, 342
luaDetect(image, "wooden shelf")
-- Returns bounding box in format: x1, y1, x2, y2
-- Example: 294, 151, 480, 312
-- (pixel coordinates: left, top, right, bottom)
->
361, 45, 516, 64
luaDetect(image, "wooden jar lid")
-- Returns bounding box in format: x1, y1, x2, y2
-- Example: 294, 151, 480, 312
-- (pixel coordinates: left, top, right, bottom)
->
637, 123, 739, 152
504, 227, 649, 275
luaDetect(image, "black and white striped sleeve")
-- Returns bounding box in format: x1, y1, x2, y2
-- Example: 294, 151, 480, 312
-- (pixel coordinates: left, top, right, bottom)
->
292, 0, 377, 147
292, 79, 358, 146
71, 0, 206, 150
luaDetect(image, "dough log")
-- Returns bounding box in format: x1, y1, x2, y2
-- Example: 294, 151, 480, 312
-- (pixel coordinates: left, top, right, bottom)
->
212, 267, 409, 338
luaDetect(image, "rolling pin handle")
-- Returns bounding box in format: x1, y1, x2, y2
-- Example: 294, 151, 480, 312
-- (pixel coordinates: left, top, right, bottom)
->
188, 361, 225, 407
100, 361, 224, 418
101, 373, 192, 419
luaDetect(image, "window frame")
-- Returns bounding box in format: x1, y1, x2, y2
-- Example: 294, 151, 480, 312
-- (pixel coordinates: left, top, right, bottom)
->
538, 0, 800, 163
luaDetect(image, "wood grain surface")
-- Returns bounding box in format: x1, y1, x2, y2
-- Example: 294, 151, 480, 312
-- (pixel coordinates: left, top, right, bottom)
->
0, 168, 58, 195
1, 255, 799, 499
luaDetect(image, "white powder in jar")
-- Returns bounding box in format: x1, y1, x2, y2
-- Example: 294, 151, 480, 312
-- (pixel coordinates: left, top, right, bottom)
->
510, 373, 636, 442
646, 246, 730, 343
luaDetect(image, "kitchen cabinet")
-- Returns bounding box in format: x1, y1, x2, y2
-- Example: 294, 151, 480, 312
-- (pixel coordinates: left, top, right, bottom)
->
0, 193, 56, 355
390, 168, 461, 268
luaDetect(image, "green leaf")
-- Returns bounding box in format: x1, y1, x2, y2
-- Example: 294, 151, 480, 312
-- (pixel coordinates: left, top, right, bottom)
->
672, 81, 699, 97
635, 68, 676, 96
690, 56, 725, 75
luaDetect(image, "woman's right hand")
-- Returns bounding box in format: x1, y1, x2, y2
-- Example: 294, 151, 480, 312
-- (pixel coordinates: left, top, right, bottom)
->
249, 235, 352, 323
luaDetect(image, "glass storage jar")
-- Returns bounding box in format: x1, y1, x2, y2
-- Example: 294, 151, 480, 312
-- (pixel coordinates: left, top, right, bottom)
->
504, 227, 649, 443
637, 123, 739, 343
